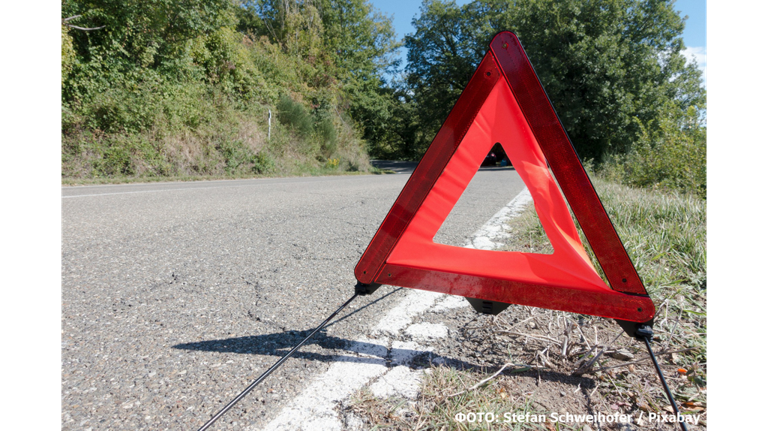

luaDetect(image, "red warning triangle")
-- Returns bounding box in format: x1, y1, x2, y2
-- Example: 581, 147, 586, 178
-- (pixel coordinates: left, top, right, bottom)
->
355, 32, 654, 323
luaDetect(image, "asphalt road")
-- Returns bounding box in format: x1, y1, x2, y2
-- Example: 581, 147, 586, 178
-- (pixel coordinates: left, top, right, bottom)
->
61, 165, 524, 430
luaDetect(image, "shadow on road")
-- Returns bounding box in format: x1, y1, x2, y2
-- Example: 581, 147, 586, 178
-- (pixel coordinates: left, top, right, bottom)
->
174, 330, 431, 366
173, 331, 594, 389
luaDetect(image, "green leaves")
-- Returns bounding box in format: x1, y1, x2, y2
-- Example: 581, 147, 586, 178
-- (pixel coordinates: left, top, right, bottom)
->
62, 0, 399, 153
401, 0, 706, 162
277, 94, 314, 138
62, 0, 395, 179
62, 25, 78, 83
604, 103, 706, 197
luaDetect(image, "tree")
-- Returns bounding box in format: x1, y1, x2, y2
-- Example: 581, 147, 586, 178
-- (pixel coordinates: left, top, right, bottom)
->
62, 25, 77, 80
234, 0, 401, 148
62, 0, 238, 104
403, 0, 706, 161
403, 0, 487, 155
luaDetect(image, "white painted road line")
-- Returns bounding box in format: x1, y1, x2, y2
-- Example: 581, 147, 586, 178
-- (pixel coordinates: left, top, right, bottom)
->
255, 188, 531, 431
469, 188, 532, 250
61, 188, 204, 199
61, 177, 348, 198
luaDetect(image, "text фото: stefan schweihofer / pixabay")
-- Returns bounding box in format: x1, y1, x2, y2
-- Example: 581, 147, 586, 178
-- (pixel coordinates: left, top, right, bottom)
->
453, 410, 703, 426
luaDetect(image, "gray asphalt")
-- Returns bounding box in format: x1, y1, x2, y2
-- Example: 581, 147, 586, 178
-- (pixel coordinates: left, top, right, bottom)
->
62, 165, 524, 430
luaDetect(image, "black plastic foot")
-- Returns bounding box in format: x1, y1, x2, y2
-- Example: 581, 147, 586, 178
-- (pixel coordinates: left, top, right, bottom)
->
615, 319, 654, 340
355, 281, 381, 296
466, 298, 512, 315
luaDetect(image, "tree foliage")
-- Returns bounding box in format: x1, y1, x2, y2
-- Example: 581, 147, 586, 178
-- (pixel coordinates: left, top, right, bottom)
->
401, 0, 706, 162
61, 26, 77, 79
601, 102, 706, 198
61, 0, 707, 196
61, 0, 399, 178
234, 0, 401, 144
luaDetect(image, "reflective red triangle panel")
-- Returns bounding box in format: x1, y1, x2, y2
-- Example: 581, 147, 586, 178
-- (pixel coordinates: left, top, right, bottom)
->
354, 31, 654, 323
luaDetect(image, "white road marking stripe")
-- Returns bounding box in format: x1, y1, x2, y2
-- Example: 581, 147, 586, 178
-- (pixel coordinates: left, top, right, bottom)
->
61, 176, 374, 198
61, 188, 205, 198
255, 188, 531, 431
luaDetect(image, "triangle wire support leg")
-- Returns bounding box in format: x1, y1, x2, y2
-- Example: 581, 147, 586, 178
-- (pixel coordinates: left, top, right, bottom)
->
196, 293, 360, 431
643, 336, 689, 431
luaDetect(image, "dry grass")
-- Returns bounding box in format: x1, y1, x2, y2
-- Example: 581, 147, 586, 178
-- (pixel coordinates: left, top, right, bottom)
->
62, 100, 376, 182
349, 176, 706, 430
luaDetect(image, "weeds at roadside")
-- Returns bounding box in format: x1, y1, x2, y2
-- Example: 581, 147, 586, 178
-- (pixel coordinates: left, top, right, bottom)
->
348, 374, 555, 431
348, 176, 706, 430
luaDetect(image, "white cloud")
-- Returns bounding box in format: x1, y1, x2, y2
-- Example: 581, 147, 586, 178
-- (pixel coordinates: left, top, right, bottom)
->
682, 46, 707, 88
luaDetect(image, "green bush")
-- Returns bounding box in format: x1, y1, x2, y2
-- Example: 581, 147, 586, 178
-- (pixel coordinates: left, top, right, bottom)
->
83, 87, 161, 134
315, 116, 337, 159
189, 27, 273, 101
277, 94, 313, 137
252, 151, 275, 174
61, 1, 378, 182
219, 140, 253, 174
599, 105, 706, 198
61, 26, 76, 80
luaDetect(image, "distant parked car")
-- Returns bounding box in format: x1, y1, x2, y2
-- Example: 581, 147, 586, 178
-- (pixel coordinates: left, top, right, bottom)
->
482, 152, 497, 166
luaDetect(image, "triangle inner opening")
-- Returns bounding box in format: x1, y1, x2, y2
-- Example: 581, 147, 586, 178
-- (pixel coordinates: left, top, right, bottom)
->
432, 143, 554, 255
385, 76, 604, 292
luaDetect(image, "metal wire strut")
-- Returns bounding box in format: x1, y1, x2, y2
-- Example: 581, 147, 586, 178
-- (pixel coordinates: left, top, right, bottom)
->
643, 336, 689, 431
197, 293, 360, 431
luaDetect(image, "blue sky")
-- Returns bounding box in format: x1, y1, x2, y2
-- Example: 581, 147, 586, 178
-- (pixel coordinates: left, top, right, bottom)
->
370, 0, 707, 86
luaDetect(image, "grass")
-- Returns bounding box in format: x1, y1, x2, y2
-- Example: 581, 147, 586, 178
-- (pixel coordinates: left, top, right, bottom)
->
348, 370, 554, 431
349, 174, 707, 430
62, 103, 377, 184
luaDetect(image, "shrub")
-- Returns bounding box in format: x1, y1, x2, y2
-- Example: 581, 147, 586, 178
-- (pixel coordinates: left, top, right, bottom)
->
61, 10, 371, 182
315, 116, 337, 159
252, 151, 275, 174
276, 94, 313, 137
599, 104, 706, 198
219, 140, 253, 174
61, 26, 76, 80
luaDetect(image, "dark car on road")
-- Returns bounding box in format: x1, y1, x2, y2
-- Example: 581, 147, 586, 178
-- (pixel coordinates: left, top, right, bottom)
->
482, 152, 497, 166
